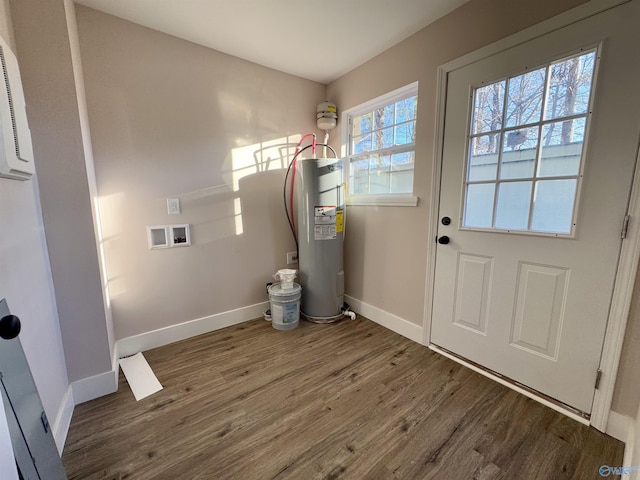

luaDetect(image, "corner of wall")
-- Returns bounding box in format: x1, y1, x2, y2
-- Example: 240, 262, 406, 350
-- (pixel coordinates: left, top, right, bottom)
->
52, 385, 74, 454
344, 295, 423, 344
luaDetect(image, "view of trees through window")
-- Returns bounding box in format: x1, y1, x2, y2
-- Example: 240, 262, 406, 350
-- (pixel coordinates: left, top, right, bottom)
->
348, 91, 418, 195
463, 49, 596, 234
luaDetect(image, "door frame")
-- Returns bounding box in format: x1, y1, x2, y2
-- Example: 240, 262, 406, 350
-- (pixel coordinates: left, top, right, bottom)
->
422, 0, 636, 431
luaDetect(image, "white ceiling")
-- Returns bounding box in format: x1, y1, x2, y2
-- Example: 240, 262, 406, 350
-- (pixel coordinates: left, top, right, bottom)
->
74, 0, 469, 84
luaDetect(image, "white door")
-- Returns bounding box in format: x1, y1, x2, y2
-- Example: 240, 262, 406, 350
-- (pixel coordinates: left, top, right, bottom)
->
431, 1, 640, 414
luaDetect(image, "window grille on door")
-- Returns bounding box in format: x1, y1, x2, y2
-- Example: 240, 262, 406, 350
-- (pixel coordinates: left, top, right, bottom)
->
462, 49, 597, 236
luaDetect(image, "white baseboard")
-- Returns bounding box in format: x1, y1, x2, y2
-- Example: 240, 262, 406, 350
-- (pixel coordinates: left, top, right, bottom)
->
52, 385, 74, 455
72, 368, 118, 405
116, 300, 269, 358
345, 295, 423, 344
605, 411, 635, 448
608, 411, 633, 443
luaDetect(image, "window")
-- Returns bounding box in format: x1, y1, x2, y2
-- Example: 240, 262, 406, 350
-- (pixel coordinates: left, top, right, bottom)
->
463, 49, 597, 235
344, 82, 418, 206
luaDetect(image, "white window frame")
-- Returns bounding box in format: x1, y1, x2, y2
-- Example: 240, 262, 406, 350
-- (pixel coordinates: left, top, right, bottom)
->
341, 82, 419, 207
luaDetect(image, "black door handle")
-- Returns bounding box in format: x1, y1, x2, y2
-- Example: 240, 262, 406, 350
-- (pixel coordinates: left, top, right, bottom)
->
0, 314, 21, 339
437, 236, 450, 245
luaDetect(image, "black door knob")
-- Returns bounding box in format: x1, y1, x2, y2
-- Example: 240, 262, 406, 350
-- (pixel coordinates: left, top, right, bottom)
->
437, 235, 450, 245
0, 314, 21, 340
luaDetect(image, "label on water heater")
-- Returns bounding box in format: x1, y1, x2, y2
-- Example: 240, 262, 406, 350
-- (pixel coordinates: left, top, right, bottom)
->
336, 210, 344, 233
314, 206, 337, 240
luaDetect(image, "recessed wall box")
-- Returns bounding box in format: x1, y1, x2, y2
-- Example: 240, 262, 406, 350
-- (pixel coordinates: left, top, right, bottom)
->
147, 226, 169, 249
0, 36, 34, 181
170, 224, 191, 247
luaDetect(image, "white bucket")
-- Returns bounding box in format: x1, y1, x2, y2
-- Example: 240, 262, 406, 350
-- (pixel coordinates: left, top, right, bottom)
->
274, 269, 297, 290
268, 283, 301, 330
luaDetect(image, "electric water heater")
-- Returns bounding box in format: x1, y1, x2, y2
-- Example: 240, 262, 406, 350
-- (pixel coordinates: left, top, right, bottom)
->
294, 157, 345, 320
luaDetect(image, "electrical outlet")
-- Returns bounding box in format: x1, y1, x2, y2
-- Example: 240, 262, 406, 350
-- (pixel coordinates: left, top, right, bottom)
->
286, 251, 298, 264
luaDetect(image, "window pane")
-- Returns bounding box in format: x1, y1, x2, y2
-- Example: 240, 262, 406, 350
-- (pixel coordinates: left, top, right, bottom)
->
471, 81, 505, 134
396, 96, 417, 122
353, 112, 372, 135
350, 157, 369, 195
390, 151, 414, 193
353, 134, 372, 154
351, 157, 369, 173
347, 87, 417, 197
374, 104, 395, 128
531, 179, 577, 233
369, 153, 390, 170
391, 152, 414, 171
463, 183, 495, 228
371, 128, 393, 150
500, 126, 539, 179
352, 176, 368, 194
468, 134, 500, 181
494, 181, 532, 230
395, 121, 415, 146
544, 51, 596, 120
505, 67, 546, 127
369, 153, 391, 194
538, 118, 585, 177
390, 170, 413, 193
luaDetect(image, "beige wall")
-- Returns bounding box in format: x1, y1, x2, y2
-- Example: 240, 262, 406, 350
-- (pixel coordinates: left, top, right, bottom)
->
10, 0, 112, 382
75, 6, 326, 339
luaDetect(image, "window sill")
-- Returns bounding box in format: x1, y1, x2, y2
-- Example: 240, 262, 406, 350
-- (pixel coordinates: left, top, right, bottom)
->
346, 195, 419, 207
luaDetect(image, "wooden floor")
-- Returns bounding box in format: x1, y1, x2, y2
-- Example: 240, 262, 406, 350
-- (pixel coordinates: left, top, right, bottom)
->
62, 316, 623, 480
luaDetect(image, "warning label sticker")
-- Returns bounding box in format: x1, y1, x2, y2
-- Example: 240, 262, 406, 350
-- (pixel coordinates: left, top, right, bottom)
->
336, 210, 344, 233
314, 206, 337, 240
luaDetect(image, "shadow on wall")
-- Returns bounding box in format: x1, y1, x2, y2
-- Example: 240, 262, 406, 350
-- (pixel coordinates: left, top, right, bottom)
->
185, 134, 301, 243
96, 134, 303, 307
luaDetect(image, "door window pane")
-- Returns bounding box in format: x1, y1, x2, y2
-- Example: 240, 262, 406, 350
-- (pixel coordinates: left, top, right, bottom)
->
531, 179, 577, 233
505, 68, 546, 128
500, 126, 540, 179
464, 183, 495, 228
544, 51, 596, 120
463, 49, 595, 235
471, 81, 505, 134
495, 182, 533, 230
468, 134, 500, 181
538, 118, 585, 177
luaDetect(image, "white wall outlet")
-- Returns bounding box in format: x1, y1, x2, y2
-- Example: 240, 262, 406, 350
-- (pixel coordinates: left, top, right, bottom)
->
286, 251, 298, 265
167, 198, 180, 215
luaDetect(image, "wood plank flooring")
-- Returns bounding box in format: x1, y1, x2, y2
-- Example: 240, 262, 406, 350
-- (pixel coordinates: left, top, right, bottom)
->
62, 316, 623, 479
